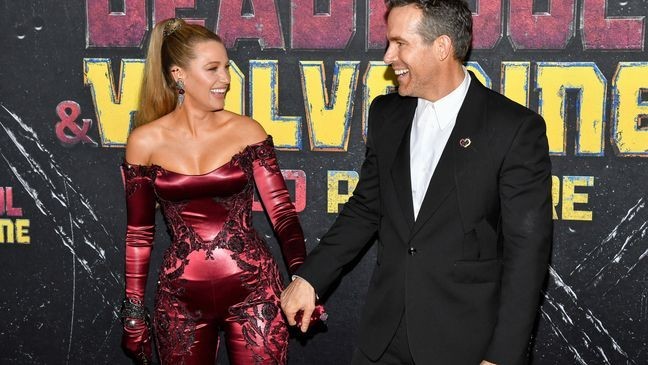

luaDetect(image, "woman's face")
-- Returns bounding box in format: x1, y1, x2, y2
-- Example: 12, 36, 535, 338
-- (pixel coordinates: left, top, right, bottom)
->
178, 40, 231, 112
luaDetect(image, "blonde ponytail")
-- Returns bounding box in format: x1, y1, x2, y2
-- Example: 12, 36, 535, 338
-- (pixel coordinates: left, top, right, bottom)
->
134, 18, 222, 127
134, 19, 178, 127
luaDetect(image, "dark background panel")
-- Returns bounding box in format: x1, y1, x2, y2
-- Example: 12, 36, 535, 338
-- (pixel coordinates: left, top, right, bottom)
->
1, 0, 647, 364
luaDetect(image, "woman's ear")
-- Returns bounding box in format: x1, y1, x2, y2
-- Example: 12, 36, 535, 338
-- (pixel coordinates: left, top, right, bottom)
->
170, 67, 185, 82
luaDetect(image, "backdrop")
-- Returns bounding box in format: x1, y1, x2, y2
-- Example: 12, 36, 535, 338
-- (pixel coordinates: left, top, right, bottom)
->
1, 0, 647, 364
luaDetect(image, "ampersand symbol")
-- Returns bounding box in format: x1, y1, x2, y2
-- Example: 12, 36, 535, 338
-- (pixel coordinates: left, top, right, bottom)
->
55, 101, 98, 146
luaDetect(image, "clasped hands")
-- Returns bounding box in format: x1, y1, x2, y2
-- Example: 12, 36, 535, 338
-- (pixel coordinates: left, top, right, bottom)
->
281, 279, 496, 365
280, 276, 325, 333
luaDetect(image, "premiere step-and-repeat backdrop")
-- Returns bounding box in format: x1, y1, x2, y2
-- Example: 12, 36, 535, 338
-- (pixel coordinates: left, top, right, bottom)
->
1, 1, 647, 364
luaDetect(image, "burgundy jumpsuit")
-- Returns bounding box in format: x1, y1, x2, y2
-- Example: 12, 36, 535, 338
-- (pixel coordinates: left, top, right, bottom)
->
122, 137, 305, 364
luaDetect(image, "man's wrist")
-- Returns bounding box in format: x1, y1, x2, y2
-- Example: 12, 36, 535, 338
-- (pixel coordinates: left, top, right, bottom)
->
291, 275, 319, 300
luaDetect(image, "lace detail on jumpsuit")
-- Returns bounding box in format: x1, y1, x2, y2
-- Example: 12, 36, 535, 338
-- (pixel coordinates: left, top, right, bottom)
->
151, 141, 287, 364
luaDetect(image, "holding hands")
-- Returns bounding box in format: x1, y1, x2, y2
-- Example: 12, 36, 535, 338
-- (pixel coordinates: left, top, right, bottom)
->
280, 277, 327, 333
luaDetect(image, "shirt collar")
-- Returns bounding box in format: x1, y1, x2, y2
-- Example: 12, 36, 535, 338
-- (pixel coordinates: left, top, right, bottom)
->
417, 68, 471, 130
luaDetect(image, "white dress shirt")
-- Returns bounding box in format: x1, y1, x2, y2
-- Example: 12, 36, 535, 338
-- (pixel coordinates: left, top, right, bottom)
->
410, 69, 471, 219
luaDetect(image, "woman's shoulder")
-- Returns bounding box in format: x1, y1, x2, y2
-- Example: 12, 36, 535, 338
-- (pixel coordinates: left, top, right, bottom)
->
223, 113, 268, 146
125, 117, 168, 164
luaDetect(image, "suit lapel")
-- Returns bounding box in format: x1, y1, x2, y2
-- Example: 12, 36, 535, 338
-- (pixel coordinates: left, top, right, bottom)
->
452, 76, 490, 231
388, 97, 417, 235
411, 130, 456, 236
411, 74, 487, 236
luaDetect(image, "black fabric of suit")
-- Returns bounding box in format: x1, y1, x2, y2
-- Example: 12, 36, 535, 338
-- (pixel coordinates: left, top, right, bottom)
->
297, 73, 553, 365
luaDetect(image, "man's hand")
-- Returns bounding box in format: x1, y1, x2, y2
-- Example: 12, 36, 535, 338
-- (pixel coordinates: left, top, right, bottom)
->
480, 361, 497, 365
280, 276, 316, 332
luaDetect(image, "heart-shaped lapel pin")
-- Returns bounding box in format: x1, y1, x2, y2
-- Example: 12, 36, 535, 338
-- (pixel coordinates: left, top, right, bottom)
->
459, 138, 471, 148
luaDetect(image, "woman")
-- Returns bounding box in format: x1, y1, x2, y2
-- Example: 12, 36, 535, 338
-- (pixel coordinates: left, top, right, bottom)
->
120, 18, 315, 364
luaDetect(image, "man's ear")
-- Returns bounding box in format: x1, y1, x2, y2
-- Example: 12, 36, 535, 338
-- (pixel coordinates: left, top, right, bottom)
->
435, 35, 454, 61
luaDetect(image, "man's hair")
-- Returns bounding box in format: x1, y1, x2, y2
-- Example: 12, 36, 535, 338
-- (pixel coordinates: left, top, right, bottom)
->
385, 0, 472, 61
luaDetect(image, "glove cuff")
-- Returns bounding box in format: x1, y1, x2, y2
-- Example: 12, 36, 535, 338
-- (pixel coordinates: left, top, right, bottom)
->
120, 297, 149, 329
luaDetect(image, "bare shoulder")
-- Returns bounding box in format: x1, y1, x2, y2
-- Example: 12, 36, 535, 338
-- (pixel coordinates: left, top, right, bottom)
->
125, 118, 165, 165
227, 114, 268, 146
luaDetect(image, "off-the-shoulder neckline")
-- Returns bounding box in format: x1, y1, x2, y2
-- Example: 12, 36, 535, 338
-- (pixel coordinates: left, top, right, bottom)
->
123, 135, 272, 177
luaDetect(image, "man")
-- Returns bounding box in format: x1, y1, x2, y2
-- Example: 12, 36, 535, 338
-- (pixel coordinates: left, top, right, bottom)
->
281, 0, 552, 364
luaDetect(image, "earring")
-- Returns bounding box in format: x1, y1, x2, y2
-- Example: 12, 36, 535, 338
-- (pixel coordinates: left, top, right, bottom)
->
176, 79, 185, 107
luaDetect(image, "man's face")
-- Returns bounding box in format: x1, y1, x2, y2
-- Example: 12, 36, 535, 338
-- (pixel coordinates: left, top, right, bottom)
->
383, 4, 439, 100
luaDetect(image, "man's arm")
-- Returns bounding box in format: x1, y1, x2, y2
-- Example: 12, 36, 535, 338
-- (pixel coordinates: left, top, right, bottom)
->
280, 98, 384, 331
484, 113, 553, 364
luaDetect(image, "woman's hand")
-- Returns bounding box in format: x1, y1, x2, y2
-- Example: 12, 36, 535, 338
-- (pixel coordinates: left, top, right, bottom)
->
121, 318, 153, 364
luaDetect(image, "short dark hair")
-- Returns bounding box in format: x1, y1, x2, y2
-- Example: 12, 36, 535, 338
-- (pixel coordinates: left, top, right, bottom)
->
385, 0, 472, 61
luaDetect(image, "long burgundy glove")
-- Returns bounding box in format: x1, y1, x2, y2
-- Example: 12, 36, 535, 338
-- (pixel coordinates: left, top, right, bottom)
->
120, 163, 156, 364
121, 298, 153, 364
251, 138, 327, 328
250, 140, 306, 275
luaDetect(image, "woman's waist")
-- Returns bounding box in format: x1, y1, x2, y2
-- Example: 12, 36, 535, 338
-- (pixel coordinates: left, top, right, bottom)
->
167, 218, 254, 241
167, 228, 266, 257
161, 237, 278, 283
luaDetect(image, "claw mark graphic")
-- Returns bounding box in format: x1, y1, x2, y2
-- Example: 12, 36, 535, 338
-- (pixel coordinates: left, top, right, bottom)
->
1, 104, 122, 362
539, 197, 648, 364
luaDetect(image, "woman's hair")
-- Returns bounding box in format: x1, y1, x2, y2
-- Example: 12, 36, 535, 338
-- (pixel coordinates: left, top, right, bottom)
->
135, 18, 223, 127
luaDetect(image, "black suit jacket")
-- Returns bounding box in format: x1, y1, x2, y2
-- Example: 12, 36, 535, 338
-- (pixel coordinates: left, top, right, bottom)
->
298, 73, 553, 365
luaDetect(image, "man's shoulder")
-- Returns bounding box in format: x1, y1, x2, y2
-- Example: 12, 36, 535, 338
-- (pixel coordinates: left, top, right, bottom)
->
368, 93, 416, 133
370, 92, 414, 110
476, 85, 542, 126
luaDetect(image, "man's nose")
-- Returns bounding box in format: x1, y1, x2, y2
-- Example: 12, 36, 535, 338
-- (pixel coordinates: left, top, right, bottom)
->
383, 44, 395, 65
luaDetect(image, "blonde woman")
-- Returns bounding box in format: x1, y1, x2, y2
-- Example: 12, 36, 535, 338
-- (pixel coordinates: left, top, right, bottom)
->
119, 18, 311, 364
